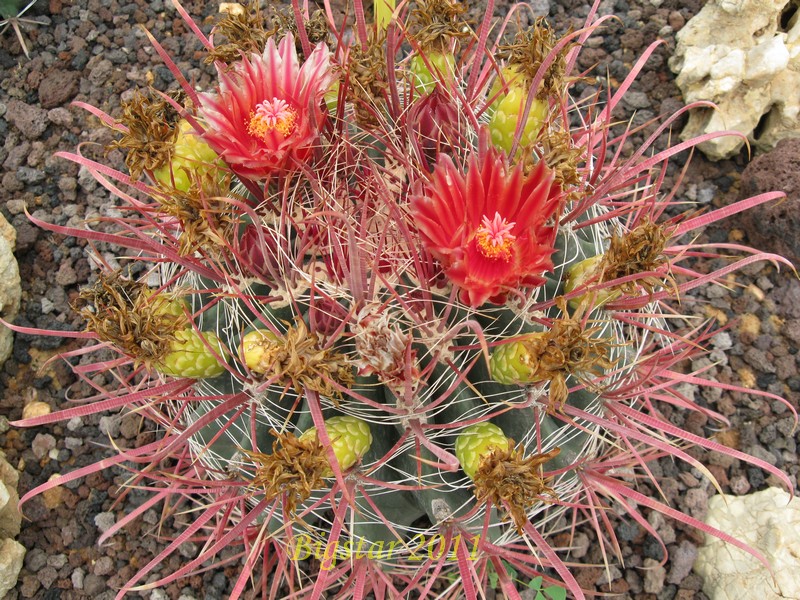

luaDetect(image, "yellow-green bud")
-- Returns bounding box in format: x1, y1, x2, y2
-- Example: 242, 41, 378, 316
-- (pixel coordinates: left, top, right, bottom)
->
300, 416, 373, 476
488, 66, 548, 154
490, 340, 538, 385
455, 422, 510, 480
324, 79, 340, 112
158, 329, 226, 379
241, 329, 279, 374
410, 51, 456, 96
564, 255, 621, 309
153, 120, 225, 192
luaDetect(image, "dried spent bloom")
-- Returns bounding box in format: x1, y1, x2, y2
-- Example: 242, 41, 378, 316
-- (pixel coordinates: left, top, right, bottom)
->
490, 304, 615, 412
205, 1, 272, 65
598, 217, 671, 295
108, 89, 182, 180
206, 2, 329, 64
498, 18, 567, 99
241, 322, 354, 400
565, 217, 673, 307
473, 443, 561, 533
77, 273, 187, 367
153, 183, 233, 257
345, 29, 389, 126
412, 139, 562, 307
535, 128, 585, 189
78, 273, 226, 378
244, 430, 330, 517
199, 33, 335, 179
407, 0, 471, 51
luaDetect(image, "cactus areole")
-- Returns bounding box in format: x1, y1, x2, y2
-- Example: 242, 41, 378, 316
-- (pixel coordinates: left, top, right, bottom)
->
14, 0, 797, 598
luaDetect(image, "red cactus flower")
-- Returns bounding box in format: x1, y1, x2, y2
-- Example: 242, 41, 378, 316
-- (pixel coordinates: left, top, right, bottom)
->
198, 34, 334, 179
412, 140, 562, 307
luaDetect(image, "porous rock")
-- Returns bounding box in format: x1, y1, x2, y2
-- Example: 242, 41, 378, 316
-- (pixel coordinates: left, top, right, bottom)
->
694, 487, 800, 599
37, 69, 80, 109
737, 137, 800, 266
0, 213, 21, 365
669, 0, 800, 160
5, 100, 49, 140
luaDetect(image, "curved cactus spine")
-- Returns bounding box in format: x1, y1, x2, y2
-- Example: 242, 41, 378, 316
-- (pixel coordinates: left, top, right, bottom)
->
11, 0, 799, 598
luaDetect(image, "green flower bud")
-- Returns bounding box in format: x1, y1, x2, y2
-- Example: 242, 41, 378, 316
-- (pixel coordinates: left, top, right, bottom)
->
488, 67, 547, 154
564, 255, 621, 309
300, 416, 373, 476
158, 329, 226, 379
455, 422, 510, 480
490, 341, 537, 385
153, 120, 225, 192
410, 51, 456, 96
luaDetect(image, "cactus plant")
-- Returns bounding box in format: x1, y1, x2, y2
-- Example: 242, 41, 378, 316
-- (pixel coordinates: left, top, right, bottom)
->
13, 0, 797, 598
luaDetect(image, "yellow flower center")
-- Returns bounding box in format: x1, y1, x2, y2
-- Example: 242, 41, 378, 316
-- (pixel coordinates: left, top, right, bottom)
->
247, 98, 298, 139
475, 212, 516, 261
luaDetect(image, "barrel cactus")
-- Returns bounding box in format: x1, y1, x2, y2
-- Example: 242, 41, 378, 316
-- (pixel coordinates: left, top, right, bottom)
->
15, 0, 795, 598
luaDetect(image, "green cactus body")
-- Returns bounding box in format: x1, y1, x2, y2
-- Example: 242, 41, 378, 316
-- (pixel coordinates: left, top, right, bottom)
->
0, 0, 23, 18
154, 174, 631, 577
175, 218, 621, 556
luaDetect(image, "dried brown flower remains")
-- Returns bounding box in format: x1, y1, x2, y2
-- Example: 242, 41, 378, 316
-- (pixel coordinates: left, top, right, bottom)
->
473, 443, 561, 532
108, 90, 183, 180
346, 29, 389, 126
499, 18, 568, 99
598, 217, 671, 295
244, 429, 329, 516
206, 2, 329, 64
522, 302, 615, 412
245, 320, 354, 400
407, 0, 471, 50
153, 180, 234, 257
520, 128, 585, 191
77, 272, 187, 366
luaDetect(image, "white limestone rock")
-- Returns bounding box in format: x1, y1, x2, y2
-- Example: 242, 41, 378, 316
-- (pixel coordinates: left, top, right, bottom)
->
0, 451, 23, 597
0, 452, 21, 539
669, 0, 800, 160
0, 538, 25, 598
0, 213, 20, 366
694, 487, 800, 599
